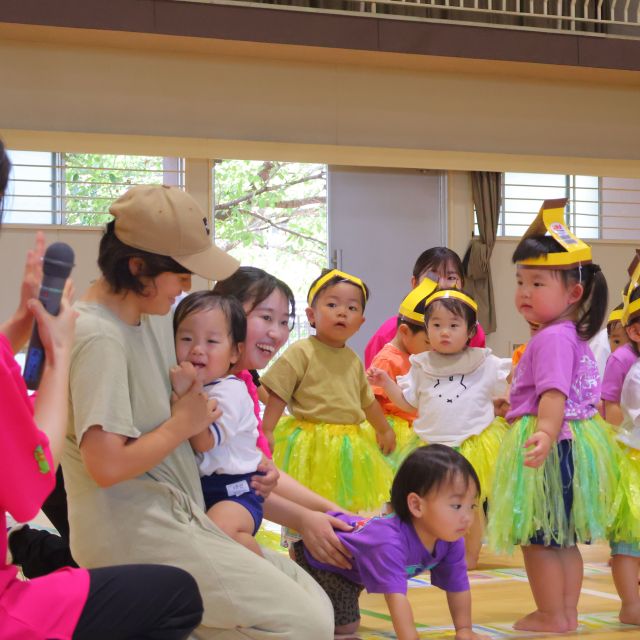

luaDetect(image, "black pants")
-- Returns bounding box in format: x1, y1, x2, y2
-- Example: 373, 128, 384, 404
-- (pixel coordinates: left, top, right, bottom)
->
73, 564, 203, 640
8, 467, 77, 578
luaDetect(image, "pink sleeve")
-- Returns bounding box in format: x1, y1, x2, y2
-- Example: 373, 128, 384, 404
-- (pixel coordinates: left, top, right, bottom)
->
364, 317, 398, 368
470, 322, 486, 348
601, 354, 627, 403
0, 335, 55, 522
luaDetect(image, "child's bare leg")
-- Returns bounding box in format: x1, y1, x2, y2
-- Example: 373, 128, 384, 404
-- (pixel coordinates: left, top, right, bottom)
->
559, 545, 583, 630
464, 509, 484, 570
514, 545, 570, 632
207, 501, 263, 557
612, 554, 640, 625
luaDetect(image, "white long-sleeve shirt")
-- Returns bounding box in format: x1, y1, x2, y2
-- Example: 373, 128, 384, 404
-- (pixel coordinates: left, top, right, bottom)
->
196, 375, 262, 476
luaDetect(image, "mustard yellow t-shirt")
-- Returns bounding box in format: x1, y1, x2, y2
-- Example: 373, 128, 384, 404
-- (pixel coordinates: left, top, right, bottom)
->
261, 336, 375, 424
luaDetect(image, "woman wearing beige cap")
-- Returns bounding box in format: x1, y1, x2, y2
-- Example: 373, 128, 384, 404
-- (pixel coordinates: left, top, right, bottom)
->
63, 185, 334, 639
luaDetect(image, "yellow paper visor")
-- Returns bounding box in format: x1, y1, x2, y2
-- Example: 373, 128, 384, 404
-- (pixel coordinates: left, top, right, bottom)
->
517, 198, 592, 268
307, 269, 367, 306
425, 289, 478, 313
398, 278, 438, 325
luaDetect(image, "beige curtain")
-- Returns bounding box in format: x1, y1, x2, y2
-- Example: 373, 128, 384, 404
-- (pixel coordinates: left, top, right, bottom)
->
464, 172, 502, 334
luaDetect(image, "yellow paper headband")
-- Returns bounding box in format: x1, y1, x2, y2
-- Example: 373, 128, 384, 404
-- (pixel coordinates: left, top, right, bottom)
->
398, 278, 438, 325
622, 250, 640, 325
608, 308, 624, 325
307, 269, 368, 306
517, 198, 592, 269
425, 289, 478, 313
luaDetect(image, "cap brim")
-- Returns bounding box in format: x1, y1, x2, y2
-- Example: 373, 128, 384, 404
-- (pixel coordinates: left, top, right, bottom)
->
173, 245, 240, 282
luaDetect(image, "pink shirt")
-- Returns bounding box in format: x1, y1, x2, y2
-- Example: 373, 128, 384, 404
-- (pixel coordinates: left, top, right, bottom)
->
238, 369, 272, 458
601, 343, 637, 403
0, 334, 89, 638
364, 316, 487, 368
507, 321, 600, 440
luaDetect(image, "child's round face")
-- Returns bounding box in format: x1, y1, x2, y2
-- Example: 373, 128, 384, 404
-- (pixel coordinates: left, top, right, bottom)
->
426, 304, 471, 354
400, 326, 430, 355
411, 474, 478, 545
609, 322, 629, 352
514, 266, 582, 327
241, 289, 292, 370
175, 307, 240, 384
306, 282, 365, 348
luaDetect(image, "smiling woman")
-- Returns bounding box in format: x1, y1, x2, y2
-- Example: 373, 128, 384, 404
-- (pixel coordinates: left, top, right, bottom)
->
62, 185, 335, 639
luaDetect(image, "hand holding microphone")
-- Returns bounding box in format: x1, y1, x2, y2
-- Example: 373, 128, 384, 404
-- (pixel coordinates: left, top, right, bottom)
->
23, 242, 76, 390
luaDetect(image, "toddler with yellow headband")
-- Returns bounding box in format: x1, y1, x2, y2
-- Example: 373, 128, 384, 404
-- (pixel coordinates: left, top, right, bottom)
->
488, 199, 618, 634
369, 279, 436, 432
261, 269, 411, 515
367, 287, 510, 569
601, 302, 633, 425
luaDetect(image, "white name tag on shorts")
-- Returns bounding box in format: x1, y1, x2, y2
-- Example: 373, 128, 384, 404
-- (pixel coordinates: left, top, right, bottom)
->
226, 480, 250, 497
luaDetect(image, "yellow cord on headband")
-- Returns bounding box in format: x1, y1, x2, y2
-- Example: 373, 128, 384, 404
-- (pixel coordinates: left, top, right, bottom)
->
425, 289, 478, 313
307, 269, 368, 306
398, 278, 438, 325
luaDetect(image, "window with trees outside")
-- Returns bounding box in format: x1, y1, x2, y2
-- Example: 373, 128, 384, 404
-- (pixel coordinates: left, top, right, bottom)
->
4, 150, 328, 349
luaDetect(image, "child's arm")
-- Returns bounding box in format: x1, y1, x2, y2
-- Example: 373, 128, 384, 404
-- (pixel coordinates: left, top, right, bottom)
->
384, 593, 419, 640
447, 590, 488, 640
366, 367, 417, 414
262, 391, 287, 451
189, 427, 215, 453
603, 400, 624, 426
525, 389, 566, 468
364, 400, 396, 454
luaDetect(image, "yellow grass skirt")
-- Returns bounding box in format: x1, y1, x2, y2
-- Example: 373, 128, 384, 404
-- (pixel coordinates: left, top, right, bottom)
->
609, 441, 640, 545
457, 417, 509, 503
273, 416, 397, 513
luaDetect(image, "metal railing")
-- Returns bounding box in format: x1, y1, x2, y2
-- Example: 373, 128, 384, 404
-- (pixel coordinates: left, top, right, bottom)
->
175, 0, 640, 38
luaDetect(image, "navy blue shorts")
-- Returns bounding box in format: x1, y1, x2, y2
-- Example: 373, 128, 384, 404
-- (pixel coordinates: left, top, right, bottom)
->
201, 471, 264, 535
529, 439, 574, 547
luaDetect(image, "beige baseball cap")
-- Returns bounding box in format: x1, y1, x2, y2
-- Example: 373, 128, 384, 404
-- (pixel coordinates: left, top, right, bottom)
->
110, 184, 239, 281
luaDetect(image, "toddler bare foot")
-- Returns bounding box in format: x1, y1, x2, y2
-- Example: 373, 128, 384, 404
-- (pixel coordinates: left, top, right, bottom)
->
619, 602, 640, 625
513, 610, 569, 633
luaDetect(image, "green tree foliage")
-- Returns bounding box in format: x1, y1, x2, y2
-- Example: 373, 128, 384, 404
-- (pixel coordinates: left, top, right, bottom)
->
213, 159, 327, 266
62, 153, 167, 226
59, 153, 327, 300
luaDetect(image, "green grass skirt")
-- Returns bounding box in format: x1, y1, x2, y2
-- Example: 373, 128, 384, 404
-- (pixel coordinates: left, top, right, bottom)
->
488, 414, 618, 553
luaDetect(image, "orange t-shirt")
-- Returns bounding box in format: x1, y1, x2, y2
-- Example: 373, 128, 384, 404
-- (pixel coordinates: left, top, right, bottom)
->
370, 343, 417, 422
511, 342, 527, 367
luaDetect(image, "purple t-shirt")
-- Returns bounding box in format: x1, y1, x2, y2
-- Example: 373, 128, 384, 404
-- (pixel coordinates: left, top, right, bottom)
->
601, 343, 637, 403
304, 512, 469, 594
507, 320, 600, 440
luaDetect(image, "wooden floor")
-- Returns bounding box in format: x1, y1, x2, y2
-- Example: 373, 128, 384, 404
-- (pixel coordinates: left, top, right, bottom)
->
356, 544, 635, 639
31, 514, 636, 638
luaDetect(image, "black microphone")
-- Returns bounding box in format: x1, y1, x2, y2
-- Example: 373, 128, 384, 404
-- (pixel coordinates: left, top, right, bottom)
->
23, 242, 75, 390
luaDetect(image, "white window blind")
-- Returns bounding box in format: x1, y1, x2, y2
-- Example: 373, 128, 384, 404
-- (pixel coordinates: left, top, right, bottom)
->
499, 172, 640, 241
4, 151, 184, 226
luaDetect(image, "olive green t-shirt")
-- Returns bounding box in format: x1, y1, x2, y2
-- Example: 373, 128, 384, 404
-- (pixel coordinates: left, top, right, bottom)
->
261, 336, 375, 424
63, 302, 205, 563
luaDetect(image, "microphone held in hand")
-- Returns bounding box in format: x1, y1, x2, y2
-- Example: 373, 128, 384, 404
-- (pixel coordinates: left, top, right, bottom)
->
23, 242, 75, 390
